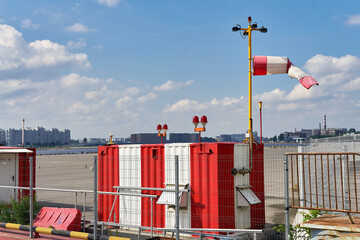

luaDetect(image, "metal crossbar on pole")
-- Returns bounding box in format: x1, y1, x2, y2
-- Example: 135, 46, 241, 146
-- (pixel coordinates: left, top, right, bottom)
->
175, 155, 179, 240
93, 156, 98, 240
284, 154, 290, 240
29, 156, 34, 239
113, 186, 189, 192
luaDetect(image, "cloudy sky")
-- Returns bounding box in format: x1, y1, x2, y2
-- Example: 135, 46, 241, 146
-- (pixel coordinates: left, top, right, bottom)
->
1, 0, 360, 139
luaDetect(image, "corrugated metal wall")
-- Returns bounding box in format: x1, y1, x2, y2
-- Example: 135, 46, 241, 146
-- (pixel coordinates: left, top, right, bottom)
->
98, 145, 119, 222
141, 144, 165, 228
18, 148, 36, 199
119, 145, 141, 226
250, 143, 265, 228
234, 143, 251, 229
190, 143, 235, 230
164, 143, 191, 228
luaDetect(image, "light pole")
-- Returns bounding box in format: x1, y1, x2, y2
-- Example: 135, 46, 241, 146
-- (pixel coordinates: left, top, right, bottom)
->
232, 17, 267, 144
192, 115, 208, 146
259, 101, 263, 144
157, 124, 168, 144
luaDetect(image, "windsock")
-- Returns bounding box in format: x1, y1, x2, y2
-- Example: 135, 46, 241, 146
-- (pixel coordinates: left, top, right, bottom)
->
253, 56, 319, 89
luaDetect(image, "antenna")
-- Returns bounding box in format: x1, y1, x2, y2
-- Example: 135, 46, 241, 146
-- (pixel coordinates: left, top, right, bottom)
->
22, 118, 25, 148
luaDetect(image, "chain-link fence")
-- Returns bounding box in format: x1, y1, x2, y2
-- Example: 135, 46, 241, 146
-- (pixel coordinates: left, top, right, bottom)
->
0, 144, 302, 239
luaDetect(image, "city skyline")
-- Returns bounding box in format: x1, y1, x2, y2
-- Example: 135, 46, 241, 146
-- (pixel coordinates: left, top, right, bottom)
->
0, 1, 360, 139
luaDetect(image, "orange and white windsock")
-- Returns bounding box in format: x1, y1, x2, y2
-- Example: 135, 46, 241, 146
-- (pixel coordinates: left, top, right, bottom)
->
253, 56, 319, 89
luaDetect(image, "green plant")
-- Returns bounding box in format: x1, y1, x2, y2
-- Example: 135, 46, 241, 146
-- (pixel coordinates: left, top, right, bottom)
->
0, 202, 13, 222
0, 196, 42, 225
273, 210, 323, 240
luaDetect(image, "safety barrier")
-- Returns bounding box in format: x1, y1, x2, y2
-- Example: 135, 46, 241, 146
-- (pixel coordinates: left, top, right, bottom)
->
0, 222, 130, 240
34, 207, 82, 231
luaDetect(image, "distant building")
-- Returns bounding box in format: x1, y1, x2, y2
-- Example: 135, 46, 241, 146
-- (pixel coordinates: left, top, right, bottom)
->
283, 131, 306, 142
131, 133, 163, 144
217, 133, 254, 142
169, 133, 198, 143
89, 138, 106, 144
300, 129, 313, 138
130, 132, 216, 144
320, 128, 347, 136
312, 129, 321, 136
219, 134, 232, 142
0, 129, 6, 144
7, 127, 71, 146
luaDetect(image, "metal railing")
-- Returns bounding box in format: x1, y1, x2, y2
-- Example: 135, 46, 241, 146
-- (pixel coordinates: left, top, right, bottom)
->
284, 152, 360, 239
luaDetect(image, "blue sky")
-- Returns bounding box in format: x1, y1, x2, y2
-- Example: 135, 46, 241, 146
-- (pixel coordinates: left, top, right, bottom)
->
1, 0, 360, 139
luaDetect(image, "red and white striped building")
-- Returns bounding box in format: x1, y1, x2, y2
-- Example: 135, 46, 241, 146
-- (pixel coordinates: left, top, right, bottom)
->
98, 142, 264, 231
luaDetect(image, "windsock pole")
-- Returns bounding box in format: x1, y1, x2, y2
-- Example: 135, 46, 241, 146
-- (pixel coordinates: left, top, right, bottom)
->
233, 16, 267, 171
247, 17, 253, 147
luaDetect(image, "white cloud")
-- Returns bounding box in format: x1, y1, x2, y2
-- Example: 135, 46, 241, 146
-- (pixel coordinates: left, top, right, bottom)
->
138, 92, 158, 103
67, 102, 92, 114
346, 14, 360, 25
26, 40, 89, 68
0, 24, 89, 73
0, 79, 32, 92
210, 97, 244, 106
341, 77, 360, 91
277, 103, 299, 111
123, 87, 140, 96
351, 100, 360, 107
116, 96, 133, 109
304, 54, 360, 76
65, 23, 95, 33
60, 73, 101, 88
21, 19, 39, 29
84, 91, 98, 99
255, 88, 286, 102
153, 79, 194, 91
163, 99, 207, 113
97, 0, 121, 7
285, 84, 324, 101
66, 39, 86, 49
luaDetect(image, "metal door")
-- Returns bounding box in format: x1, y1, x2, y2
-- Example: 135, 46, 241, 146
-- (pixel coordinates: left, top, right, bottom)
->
0, 154, 16, 202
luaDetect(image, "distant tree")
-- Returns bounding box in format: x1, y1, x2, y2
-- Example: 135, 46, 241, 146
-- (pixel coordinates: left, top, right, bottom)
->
271, 135, 277, 142
83, 138, 88, 143
349, 128, 356, 134
201, 137, 217, 142
278, 133, 285, 141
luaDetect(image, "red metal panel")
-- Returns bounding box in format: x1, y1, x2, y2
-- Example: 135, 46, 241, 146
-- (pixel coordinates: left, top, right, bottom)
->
190, 143, 235, 231
249, 142, 265, 228
141, 144, 165, 228
18, 148, 36, 199
98, 145, 119, 222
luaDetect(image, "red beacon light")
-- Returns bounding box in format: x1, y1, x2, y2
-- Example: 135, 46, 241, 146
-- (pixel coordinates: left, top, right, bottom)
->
193, 115, 207, 146
162, 124, 168, 133
200, 115, 208, 128
157, 123, 168, 143
157, 124, 162, 133
193, 115, 207, 132
192, 116, 199, 128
